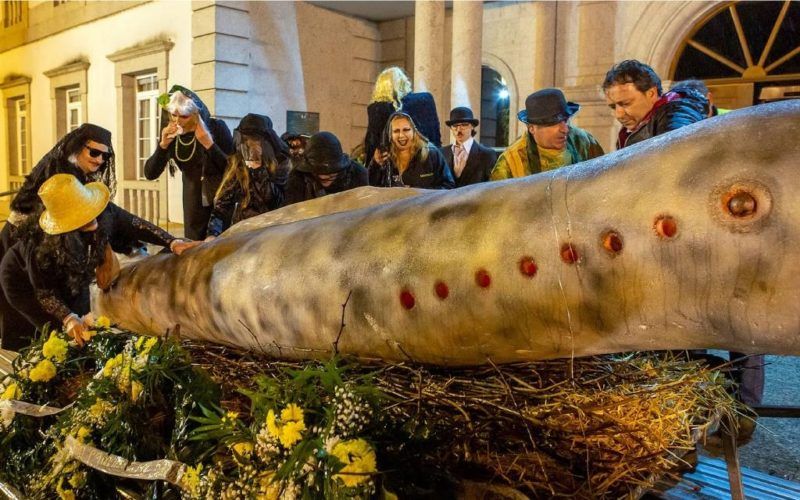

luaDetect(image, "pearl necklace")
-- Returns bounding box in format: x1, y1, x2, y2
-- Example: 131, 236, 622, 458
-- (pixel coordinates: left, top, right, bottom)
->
175, 133, 197, 162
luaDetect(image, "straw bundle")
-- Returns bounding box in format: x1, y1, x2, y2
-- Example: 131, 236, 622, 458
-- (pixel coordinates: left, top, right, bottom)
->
187, 344, 739, 499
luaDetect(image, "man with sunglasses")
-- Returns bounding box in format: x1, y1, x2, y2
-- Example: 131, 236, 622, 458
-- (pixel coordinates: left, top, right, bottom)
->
144, 85, 234, 240
490, 88, 604, 180
440, 107, 497, 187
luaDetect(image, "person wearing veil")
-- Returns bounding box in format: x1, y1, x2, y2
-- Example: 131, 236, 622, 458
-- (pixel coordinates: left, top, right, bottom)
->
204, 114, 291, 240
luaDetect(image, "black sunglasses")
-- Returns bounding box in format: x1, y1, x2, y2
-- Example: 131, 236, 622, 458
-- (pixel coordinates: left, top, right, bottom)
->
85, 145, 111, 161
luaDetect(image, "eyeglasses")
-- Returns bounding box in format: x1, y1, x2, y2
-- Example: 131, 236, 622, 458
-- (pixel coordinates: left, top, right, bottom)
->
85, 145, 111, 161
450, 123, 472, 130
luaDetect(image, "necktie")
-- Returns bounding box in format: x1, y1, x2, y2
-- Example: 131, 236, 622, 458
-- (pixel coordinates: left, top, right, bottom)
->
454, 144, 467, 178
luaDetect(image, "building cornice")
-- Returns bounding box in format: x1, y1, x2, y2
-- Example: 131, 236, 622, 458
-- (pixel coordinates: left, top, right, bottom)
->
107, 39, 175, 63
0, 75, 32, 90
43, 60, 90, 79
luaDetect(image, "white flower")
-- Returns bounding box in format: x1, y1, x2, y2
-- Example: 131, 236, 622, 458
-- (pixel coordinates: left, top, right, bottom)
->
1, 403, 14, 428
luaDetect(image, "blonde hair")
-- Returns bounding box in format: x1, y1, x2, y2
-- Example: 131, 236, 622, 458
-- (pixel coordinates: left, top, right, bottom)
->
388, 113, 429, 165
371, 67, 412, 108
166, 91, 199, 116
216, 151, 277, 210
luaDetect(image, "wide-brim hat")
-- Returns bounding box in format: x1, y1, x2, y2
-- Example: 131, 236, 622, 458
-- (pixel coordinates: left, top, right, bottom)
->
517, 88, 580, 125
38, 173, 110, 235
297, 131, 350, 175
445, 106, 479, 127
235, 113, 273, 137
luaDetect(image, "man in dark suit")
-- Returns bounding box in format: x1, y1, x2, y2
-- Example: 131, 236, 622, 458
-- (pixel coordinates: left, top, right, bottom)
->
440, 107, 497, 187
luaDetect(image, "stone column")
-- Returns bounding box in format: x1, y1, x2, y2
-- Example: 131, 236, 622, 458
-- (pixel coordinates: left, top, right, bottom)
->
413, 0, 445, 105
450, 0, 483, 119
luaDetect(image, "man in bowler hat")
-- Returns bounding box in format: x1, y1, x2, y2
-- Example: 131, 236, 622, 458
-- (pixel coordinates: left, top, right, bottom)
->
440, 107, 498, 187
491, 88, 604, 180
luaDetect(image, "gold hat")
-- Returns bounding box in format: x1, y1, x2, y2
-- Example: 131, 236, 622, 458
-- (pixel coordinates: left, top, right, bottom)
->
38, 173, 110, 235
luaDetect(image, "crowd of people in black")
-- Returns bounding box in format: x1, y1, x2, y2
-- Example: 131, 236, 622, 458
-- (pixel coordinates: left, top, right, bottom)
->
3, 58, 760, 404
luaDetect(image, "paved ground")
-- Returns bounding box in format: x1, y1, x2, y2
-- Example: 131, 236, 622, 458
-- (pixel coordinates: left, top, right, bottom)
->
736, 354, 800, 481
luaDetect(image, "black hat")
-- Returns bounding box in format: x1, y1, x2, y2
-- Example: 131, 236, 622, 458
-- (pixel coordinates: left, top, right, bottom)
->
517, 88, 580, 125
297, 131, 350, 174
79, 123, 112, 148
280, 131, 311, 142
235, 113, 274, 137
445, 107, 479, 127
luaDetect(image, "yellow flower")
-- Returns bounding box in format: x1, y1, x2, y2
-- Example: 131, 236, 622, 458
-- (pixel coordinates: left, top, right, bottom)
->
331, 439, 377, 487
278, 420, 305, 448
281, 403, 304, 423
29, 359, 57, 382
79, 328, 97, 342
55, 480, 76, 500
266, 409, 280, 438
102, 353, 123, 377
130, 380, 144, 401
226, 411, 239, 420
42, 331, 69, 363
76, 426, 92, 443
257, 472, 281, 500
88, 398, 112, 419
231, 441, 254, 456
1, 382, 21, 401
68, 471, 86, 489
95, 316, 112, 329
180, 464, 202, 496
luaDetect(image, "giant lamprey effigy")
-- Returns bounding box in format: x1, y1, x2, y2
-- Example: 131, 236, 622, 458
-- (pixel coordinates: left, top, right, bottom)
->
2, 101, 798, 500
96, 100, 800, 363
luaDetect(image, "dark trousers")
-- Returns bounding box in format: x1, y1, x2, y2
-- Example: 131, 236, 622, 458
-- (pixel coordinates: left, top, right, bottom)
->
730, 352, 765, 406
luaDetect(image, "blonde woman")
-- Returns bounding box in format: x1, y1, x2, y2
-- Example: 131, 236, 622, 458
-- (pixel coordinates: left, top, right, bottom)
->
368, 112, 453, 189
364, 67, 441, 170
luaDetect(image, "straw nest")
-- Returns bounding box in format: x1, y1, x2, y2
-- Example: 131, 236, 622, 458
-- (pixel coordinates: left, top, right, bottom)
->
187, 343, 741, 499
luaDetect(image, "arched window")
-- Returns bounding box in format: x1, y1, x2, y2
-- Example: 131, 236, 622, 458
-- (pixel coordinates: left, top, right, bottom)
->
479, 66, 509, 147
671, 1, 800, 106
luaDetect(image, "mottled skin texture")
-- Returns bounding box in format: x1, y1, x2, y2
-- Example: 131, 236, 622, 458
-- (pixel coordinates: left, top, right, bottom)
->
95, 101, 800, 365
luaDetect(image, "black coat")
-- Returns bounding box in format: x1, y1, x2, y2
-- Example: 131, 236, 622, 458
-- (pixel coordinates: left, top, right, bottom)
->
207, 160, 291, 237
283, 160, 368, 206
440, 140, 498, 187
0, 203, 175, 350
617, 89, 707, 149
143, 89, 234, 240
368, 145, 455, 189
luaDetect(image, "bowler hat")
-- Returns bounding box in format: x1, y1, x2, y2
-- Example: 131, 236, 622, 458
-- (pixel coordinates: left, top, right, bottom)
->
517, 88, 580, 125
297, 132, 350, 175
38, 174, 110, 235
445, 107, 479, 127
235, 113, 274, 137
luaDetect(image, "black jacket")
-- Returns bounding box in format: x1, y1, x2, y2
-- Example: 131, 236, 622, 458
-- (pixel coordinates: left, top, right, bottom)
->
0, 203, 175, 348
283, 160, 368, 206
143, 88, 234, 239
364, 92, 442, 167
440, 140, 498, 187
368, 145, 455, 189
617, 89, 707, 149
207, 160, 291, 237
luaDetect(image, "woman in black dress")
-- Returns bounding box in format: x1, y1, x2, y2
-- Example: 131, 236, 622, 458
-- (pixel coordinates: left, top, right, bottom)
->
0, 174, 196, 349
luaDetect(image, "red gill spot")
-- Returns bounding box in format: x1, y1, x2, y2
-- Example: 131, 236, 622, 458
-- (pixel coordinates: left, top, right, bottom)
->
434, 281, 449, 299
654, 215, 678, 238
519, 256, 538, 277
602, 231, 623, 254
560, 243, 579, 264
475, 269, 491, 288
399, 290, 415, 310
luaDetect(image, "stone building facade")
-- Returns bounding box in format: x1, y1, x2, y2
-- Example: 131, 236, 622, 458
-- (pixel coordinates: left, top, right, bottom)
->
1, 0, 797, 226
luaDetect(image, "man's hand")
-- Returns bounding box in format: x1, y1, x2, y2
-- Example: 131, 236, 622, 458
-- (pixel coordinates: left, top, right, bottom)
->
160, 122, 180, 149
63, 314, 87, 348
195, 116, 214, 149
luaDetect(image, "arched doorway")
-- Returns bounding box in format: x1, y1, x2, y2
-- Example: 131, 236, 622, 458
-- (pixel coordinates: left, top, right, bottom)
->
670, 1, 800, 108
479, 66, 509, 148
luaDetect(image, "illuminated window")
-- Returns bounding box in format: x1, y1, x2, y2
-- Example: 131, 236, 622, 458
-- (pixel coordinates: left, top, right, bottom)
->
13, 98, 28, 176
479, 66, 509, 147
135, 74, 159, 180
65, 87, 81, 132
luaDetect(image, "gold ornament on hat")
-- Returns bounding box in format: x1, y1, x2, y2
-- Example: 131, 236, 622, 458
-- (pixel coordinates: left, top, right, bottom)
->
38, 173, 110, 235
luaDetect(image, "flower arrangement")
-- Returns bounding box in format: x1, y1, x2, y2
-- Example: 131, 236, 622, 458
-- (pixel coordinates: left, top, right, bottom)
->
185, 359, 381, 499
